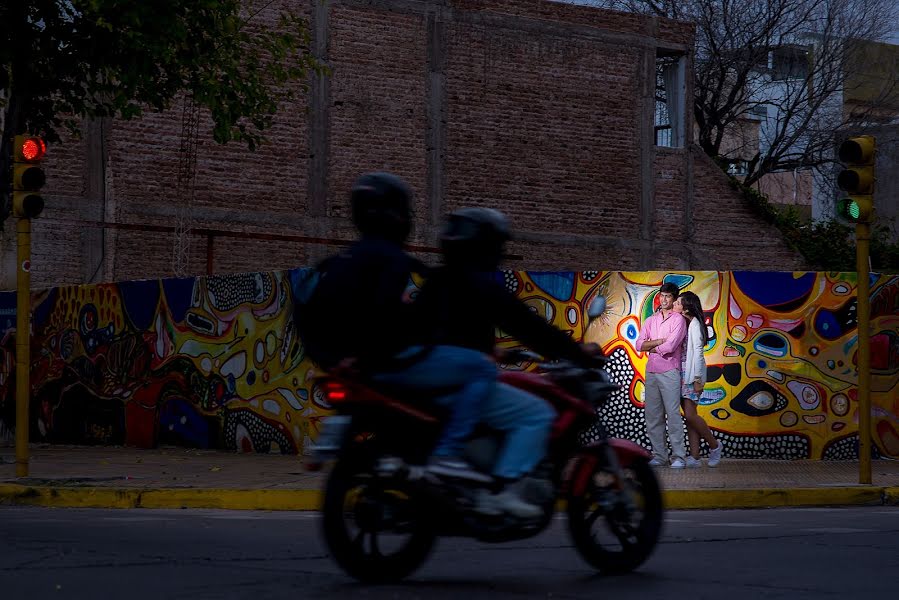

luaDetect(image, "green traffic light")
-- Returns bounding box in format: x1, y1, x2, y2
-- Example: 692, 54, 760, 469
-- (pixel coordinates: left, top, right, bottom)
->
837, 198, 860, 222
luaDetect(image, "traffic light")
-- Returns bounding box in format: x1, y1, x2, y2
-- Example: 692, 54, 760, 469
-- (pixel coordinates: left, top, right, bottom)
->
12, 135, 46, 219
835, 135, 875, 224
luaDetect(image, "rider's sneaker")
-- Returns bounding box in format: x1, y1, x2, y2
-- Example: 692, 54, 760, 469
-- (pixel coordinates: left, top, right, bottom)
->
426, 456, 493, 484
475, 488, 542, 519
708, 441, 724, 467
686, 456, 702, 468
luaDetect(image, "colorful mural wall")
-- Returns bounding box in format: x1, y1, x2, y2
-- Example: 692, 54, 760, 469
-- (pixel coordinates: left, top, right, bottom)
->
0, 269, 897, 460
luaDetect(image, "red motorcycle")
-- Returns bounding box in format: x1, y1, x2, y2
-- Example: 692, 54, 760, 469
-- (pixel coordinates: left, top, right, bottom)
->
310, 346, 664, 583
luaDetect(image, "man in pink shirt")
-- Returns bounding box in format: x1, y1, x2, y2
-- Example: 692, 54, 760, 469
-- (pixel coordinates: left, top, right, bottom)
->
635, 282, 688, 468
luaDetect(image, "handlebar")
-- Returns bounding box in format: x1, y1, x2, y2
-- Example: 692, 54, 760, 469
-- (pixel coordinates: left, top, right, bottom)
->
498, 348, 608, 369
498, 348, 544, 364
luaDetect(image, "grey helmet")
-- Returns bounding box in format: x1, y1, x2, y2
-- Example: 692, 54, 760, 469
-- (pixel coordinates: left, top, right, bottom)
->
350, 172, 412, 243
440, 207, 511, 270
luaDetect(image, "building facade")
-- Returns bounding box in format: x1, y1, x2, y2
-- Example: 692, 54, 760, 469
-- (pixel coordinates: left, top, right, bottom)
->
0, 0, 803, 291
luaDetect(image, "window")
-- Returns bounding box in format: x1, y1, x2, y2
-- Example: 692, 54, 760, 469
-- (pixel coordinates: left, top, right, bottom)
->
655, 54, 686, 147
726, 160, 749, 176
771, 46, 809, 81
750, 105, 768, 120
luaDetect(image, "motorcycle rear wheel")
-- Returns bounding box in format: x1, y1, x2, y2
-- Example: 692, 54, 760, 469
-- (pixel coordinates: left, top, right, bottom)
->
567, 458, 663, 574
322, 459, 437, 583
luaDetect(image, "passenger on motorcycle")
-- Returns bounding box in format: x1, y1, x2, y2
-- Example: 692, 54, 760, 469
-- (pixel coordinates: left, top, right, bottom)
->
413, 207, 603, 519
295, 173, 497, 476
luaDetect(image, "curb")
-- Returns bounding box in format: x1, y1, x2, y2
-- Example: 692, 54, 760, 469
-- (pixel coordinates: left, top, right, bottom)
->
664, 487, 899, 509
0, 484, 321, 511
2, 484, 898, 511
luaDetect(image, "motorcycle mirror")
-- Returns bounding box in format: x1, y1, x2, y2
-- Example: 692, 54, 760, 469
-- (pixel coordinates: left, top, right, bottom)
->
587, 295, 606, 320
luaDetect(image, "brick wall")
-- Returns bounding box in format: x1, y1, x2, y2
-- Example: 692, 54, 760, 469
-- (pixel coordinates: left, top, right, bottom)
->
691, 149, 806, 270
0, 0, 803, 290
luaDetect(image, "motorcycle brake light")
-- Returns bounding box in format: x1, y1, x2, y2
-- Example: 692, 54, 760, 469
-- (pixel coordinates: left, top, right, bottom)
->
323, 382, 348, 402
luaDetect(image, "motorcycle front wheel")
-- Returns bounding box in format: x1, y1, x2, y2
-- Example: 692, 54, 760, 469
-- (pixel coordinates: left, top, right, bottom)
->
566, 457, 663, 574
322, 458, 437, 583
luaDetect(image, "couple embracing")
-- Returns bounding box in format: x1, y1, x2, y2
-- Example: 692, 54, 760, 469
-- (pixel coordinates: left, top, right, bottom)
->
635, 283, 723, 469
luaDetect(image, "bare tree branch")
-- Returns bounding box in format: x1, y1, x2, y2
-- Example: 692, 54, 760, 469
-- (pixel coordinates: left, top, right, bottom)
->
587, 0, 899, 186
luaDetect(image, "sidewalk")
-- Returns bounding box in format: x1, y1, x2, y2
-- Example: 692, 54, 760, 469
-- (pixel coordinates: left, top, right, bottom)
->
1, 445, 898, 510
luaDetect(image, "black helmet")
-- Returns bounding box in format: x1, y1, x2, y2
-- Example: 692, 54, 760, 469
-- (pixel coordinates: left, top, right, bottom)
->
350, 172, 412, 243
440, 207, 511, 271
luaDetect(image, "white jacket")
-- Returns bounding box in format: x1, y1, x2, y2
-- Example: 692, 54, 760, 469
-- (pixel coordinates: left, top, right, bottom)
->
683, 318, 707, 384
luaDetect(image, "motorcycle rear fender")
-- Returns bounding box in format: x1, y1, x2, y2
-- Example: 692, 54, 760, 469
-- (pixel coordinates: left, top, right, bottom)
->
315, 376, 441, 424
565, 439, 651, 497
604, 438, 652, 465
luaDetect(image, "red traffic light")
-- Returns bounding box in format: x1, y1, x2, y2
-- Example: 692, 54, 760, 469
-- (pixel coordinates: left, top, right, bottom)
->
17, 136, 47, 162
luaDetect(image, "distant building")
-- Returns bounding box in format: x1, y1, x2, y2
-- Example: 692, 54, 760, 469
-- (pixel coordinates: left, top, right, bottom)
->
698, 38, 899, 226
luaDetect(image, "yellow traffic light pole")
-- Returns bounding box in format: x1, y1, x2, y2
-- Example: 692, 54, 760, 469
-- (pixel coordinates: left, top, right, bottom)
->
11, 134, 46, 478
856, 222, 872, 484
15, 217, 31, 477
835, 135, 875, 485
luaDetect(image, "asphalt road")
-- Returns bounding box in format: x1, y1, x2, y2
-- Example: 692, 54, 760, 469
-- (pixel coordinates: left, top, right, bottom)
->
1, 505, 897, 599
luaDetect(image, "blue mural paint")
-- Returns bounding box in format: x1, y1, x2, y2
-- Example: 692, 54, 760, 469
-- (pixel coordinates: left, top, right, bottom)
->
732, 271, 816, 309
662, 273, 694, 290
32, 287, 58, 327
815, 310, 843, 341
754, 333, 788, 357
528, 272, 575, 302
159, 397, 212, 448
119, 279, 161, 330
162, 278, 196, 323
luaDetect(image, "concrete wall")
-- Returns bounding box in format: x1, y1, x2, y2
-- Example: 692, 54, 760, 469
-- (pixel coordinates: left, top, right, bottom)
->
0, 0, 804, 291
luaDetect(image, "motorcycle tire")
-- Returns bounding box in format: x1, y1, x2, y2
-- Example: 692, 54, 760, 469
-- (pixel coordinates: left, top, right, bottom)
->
322, 458, 437, 583
566, 457, 663, 574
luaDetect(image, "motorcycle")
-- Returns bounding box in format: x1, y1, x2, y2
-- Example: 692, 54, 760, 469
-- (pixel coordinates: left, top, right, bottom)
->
309, 317, 664, 583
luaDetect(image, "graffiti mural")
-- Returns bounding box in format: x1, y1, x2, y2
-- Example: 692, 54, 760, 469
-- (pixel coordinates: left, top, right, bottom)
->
0, 269, 896, 459
0, 271, 330, 453
568, 271, 899, 460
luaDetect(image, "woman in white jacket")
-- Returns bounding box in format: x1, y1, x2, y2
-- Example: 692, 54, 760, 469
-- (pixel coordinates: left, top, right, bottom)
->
673, 291, 723, 467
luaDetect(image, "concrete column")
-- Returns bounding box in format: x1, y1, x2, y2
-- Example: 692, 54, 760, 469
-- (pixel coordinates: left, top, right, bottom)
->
639, 42, 657, 269
82, 118, 109, 283
306, 0, 332, 264
308, 0, 331, 219
425, 6, 447, 235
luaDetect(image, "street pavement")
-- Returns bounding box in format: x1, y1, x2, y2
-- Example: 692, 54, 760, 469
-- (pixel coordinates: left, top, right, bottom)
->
2, 505, 898, 599
1, 445, 898, 510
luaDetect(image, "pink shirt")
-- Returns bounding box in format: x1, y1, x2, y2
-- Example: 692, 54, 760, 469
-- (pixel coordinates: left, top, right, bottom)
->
635, 309, 687, 374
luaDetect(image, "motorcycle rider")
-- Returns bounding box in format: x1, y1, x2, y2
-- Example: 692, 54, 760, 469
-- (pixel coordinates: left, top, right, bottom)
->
413, 207, 603, 518
295, 173, 497, 478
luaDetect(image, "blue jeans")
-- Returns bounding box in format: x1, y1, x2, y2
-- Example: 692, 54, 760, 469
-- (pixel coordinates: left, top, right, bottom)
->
481, 382, 556, 479
373, 345, 497, 457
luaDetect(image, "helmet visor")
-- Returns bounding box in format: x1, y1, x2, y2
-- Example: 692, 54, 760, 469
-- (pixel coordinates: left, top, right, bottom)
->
442, 215, 482, 241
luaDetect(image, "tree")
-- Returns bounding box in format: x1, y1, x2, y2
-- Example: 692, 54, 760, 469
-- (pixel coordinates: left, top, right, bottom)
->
0, 0, 320, 219
591, 0, 899, 187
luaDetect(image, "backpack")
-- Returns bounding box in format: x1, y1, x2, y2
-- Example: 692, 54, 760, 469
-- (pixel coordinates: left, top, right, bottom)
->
292, 241, 425, 372
292, 256, 346, 370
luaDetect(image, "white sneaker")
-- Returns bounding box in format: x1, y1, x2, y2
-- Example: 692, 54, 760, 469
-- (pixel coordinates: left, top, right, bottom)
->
426, 457, 493, 484
708, 441, 724, 467
475, 488, 542, 519
670, 458, 686, 469
686, 456, 702, 468
648, 457, 667, 467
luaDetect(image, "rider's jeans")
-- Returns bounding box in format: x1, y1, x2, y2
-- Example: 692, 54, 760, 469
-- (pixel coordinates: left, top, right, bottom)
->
481, 382, 556, 480
373, 345, 497, 458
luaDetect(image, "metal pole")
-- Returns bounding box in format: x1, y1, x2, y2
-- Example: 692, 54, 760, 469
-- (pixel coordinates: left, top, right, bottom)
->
206, 233, 214, 275
15, 217, 31, 478
856, 222, 872, 485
